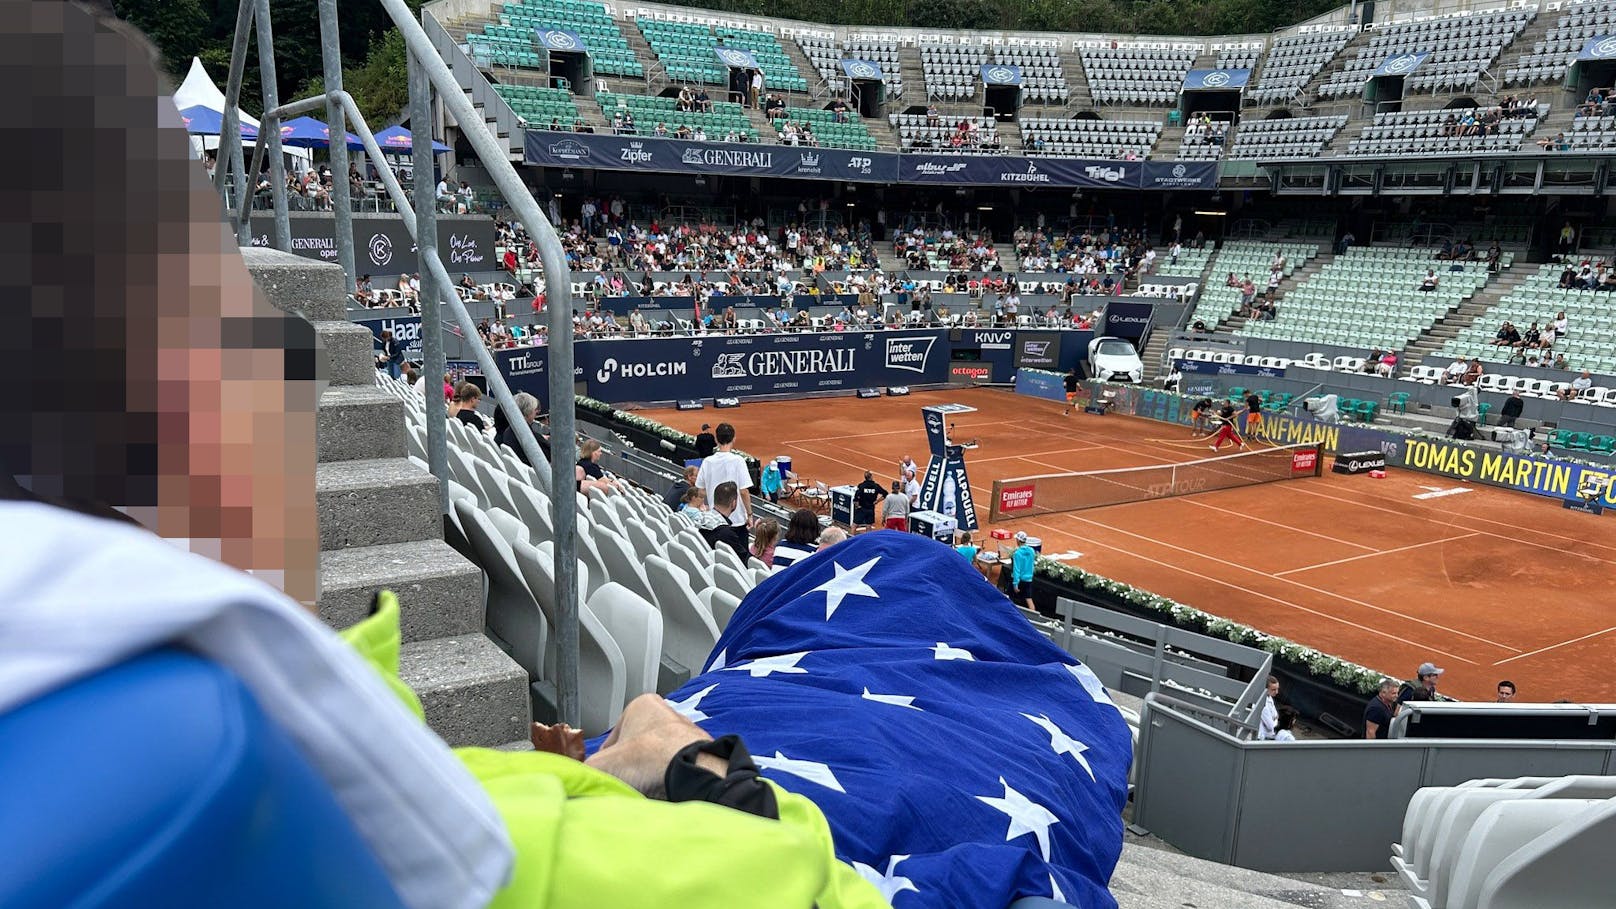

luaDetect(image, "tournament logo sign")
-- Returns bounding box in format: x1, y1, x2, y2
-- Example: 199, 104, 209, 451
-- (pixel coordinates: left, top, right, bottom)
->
850, 61, 879, 78
998, 483, 1036, 514
1291, 448, 1319, 473
368, 233, 394, 267
539, 30, 579, 50
716, 47, 756, 68
1594, 36, 1616, 57
1203, 71, 1230, 87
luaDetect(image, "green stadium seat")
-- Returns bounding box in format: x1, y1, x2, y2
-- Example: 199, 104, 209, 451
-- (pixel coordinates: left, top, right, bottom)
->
1589, 435, 1616, 454
1387, 391, 1410, 413
1565, 431, 1592, 451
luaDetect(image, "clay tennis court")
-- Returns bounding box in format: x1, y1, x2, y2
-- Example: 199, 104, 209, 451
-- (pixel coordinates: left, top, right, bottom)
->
639, 387, 1616, 703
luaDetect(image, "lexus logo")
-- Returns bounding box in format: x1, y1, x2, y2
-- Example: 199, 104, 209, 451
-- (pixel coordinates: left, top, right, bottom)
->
368, 232, 393, 266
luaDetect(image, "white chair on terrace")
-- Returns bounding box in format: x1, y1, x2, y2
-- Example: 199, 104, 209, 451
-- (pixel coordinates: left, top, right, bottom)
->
514, 540, 626, 736
454, 500, 546, 681
702, 587, 744, 632
586, 581, 663, 702
710, 561, 754, 602
643, 554, 721, 687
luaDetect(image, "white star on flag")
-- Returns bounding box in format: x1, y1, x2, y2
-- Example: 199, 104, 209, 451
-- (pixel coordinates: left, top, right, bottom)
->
707, 648, 727, 672
976, 776, 1060, 861
812, 556, 882, 620
862, 687, 922, 710
724, 651, 810, 677
667, 684, 718, 723
1065, 662, 1117, 711
1049, 872, 1066, 903
1022, 713, 1094, 781
755, 751, 846, 793
932, 641, 975, 661
852, 854, 919, 903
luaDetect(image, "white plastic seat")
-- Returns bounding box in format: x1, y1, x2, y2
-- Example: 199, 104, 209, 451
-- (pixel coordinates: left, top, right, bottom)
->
701, 587, 744, 632
643, 554, 721, 685
454, 500, 546, 680
710, 561, 754, 602
586, 581, 663, 702
593, 526, 660, 607
1446, 798, 1608, 909
506, 480, 555, 543
513, 539, 627, 736
470, 457, 520, 516
668, 533, 716, 586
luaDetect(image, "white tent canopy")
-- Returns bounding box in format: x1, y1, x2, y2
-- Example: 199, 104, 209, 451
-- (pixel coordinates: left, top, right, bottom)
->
172, 57, 260, 129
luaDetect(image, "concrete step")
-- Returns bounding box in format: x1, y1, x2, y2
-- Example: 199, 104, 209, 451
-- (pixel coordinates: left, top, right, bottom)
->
318, 539, 484, 643
316, 320, 380, 387
316, 458, 441, 551
1115, 843, 1398, 908
318, 385, 405, 463
242, 246, 350, 322
399, 632, 529, 747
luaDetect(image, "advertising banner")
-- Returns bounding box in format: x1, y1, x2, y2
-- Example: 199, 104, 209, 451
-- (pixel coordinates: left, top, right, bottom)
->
535, 29, 586, 52
524, 130, 898, 183
1013, 332, 1062, 369
493, 346, 552, 412
1102, 301, 1155, 340
1389, 435, 1616, 509
1139, 160, 1221, 191
1373, 51, 1430, 78
249, 215, 496, 277
980, 63, 1023, 86
1174, 358, 1286, 379
840, 59, 885, 80
1014, 367, 1068, 403
355, 315, 423, 360
900, 153, 1140, 189
949, 360, 995, 382
1578, 34, 1616, 60
1182, 68, 1251, 90
714, 47, 759, 70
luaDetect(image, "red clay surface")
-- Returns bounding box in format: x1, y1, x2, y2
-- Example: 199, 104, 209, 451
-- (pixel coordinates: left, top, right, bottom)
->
639, 387, 1616, 703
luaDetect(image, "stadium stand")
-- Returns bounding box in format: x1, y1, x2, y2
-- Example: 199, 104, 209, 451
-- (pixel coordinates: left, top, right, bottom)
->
495, 0, 643, 77
637, 20, 720, 86
1214, 46, 1261, 70
467, 26, 543, 69
1344, 103, 1545, 156
1437, 263, 1616, 376
920, 43, 986, 102
995, 45, 1069, 104
494, 83, 582, 130
1240, 247, 1496, 350
713, 27, 810, 93
771, 105, 877, 150
1246, 29, 1354, 106
1188, 241, 1320, 329
1151, 243, 1214, 279
889, 112, 1000, 151
1079, 45, 1198, 105
1317, 8, 1533, 98
1020, 117, 1161, 157
1506, 0, 1616, 86
842, 35, 906, 100
1563, 110, 1616, 151
1226, 114, 1348, 159
596, 91, 760, 141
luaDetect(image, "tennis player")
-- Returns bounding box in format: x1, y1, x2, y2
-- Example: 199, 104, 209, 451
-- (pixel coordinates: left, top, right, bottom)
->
1209, 401, 1245, 451
1062, 366, 1080, 415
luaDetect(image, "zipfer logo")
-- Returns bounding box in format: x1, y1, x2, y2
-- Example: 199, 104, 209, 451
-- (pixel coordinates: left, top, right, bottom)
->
885, 336, 936, 373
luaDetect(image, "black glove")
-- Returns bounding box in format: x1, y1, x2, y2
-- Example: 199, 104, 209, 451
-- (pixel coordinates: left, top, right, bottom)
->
664, 734, 779, 820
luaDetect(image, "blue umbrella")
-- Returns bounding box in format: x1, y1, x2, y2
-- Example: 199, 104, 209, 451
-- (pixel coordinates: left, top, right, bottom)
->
277, 115, 360, 149
362, 125, 451, 155
178, 104, 257, 139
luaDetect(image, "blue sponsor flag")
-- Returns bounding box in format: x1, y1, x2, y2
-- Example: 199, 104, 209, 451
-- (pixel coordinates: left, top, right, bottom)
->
1578, 34, 1616, 60
841, 59, 885, 81
1182, 68, 1250, 90
981, 63, 1023, 86
607, 532, 1132, 908
1373, 51, 1429, 77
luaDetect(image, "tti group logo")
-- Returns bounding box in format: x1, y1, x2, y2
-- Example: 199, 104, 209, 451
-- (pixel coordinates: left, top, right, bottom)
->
368, 233, 393, 267
541, 30, 578, 50
885, 336, 936, 373
848, 61, 880, 79
506, 352, 544, 377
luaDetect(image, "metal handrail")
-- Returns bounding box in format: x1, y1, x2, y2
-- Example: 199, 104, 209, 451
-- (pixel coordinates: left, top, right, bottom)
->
221, 0, 582, 727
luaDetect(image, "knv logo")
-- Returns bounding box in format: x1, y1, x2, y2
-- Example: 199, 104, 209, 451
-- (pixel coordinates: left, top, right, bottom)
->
885, 336, 936, 373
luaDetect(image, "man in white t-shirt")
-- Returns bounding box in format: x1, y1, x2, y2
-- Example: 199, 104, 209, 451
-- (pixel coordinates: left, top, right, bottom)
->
1257, 675, 1280, 740
902, 468, 921, 508
696, 422, 752, 526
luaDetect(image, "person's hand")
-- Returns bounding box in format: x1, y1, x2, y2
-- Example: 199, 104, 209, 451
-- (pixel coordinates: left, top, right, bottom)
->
530, 722, 586, 760
586, 694, 724, 795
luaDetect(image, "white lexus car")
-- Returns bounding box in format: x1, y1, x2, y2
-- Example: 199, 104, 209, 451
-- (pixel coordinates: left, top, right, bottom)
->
1088, 335, 1145, 384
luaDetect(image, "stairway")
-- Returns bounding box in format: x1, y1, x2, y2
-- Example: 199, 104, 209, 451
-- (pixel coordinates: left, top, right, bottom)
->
1140, 331, 1173, 381
1061, 45, 1091, 113
1487, 11, 1558, 91
1400, 261, 1532, 373
897, 44, 928, 109
1113, 840, 1403, 909
243, 247, 528, 748
620, 25, 665, 95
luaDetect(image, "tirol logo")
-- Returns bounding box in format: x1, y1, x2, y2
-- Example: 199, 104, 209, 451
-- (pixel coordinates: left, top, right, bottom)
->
1202, 71, 1231, 87
595, 357, 688, 384
885, 336, 936, 373
1593, 36, 1616, 58
1084, 165, 1127, 183
985, 66, 1015, 83
1291, 449, 1319, 473
619, 142, 653, 165
1001, 162, 1050, 183
542, 30, 577, 50
368, 233, 394, 267
998, 483, 1036, 514
717, 48, 751, 67
848, 61, 879, 79
506, 352, 544, 377
548, 138, 591, 159
1383, 53, 1419, 75
1172, 164, 1187, 178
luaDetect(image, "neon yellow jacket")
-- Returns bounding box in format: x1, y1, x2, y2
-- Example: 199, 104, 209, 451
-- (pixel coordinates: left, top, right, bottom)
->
342, 594, 885, 909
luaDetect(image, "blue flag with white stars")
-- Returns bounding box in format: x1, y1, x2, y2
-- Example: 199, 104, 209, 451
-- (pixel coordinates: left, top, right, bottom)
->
653, 530, 1130, 908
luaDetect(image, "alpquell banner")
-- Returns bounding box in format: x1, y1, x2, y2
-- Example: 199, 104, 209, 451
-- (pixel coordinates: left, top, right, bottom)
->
525, 130, 1219, 190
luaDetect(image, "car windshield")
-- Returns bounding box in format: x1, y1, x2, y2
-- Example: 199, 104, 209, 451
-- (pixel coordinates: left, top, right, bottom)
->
1096, 340, 1136, 358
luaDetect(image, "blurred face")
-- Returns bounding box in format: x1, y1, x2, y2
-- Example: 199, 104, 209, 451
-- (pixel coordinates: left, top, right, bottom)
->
1496, 685, 1516, 702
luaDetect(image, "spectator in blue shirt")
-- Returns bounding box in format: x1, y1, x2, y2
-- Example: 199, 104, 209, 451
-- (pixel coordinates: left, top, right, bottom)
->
1010, 531, 1036, 610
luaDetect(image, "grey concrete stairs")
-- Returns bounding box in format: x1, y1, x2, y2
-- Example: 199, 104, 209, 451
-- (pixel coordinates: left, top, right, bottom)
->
1400, 261, 1531, 373
243, 247, 527, 748
1113, 841, 1403, 909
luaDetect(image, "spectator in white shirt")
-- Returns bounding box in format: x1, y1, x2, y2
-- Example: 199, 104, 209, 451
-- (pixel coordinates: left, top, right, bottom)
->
1273, 706, 1298, 742
903, 469, 921, 508
1257, 675, 1280, 740
695, 422, 753, 526
1559, 370, 1594, 400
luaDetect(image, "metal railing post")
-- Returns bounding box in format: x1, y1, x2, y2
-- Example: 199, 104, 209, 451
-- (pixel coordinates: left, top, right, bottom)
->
220, 0, 255, 245
317, 0, 357, 291
411, 52, 450, 518
255, 0, 291, 252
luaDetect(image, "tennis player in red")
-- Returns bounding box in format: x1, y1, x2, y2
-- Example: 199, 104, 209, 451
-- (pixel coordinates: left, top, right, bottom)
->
1209, 401, 1245, 451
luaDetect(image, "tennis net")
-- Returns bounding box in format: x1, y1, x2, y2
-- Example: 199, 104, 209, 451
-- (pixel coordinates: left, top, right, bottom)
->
989, 443, 1324, 522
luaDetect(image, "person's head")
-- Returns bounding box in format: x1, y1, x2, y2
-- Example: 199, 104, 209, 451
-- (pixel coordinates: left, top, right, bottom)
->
818, 526, 848, 547
681, 486, 706, 509
1276, 706, 1298, 734
752, 518, 780, 549
579, 438, 603, 462
513, 391, 539, 423
864, 470, 873, 482
452, 382, 481, 407
785, 508, 820, 544
1014, 530, 1028, 547
891, 480, 903, 494
683, 464, 699, 484
380, 329, 393, 342
958, 530, 972, 546
1496, 680, 1517, 702
715, 422, 736, 446
1417, 661, 1443, 690
1378, 679, 1399, 706
712, 480, 738, 515
700, 423, 711, 433
1266, 675, 1279, 698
